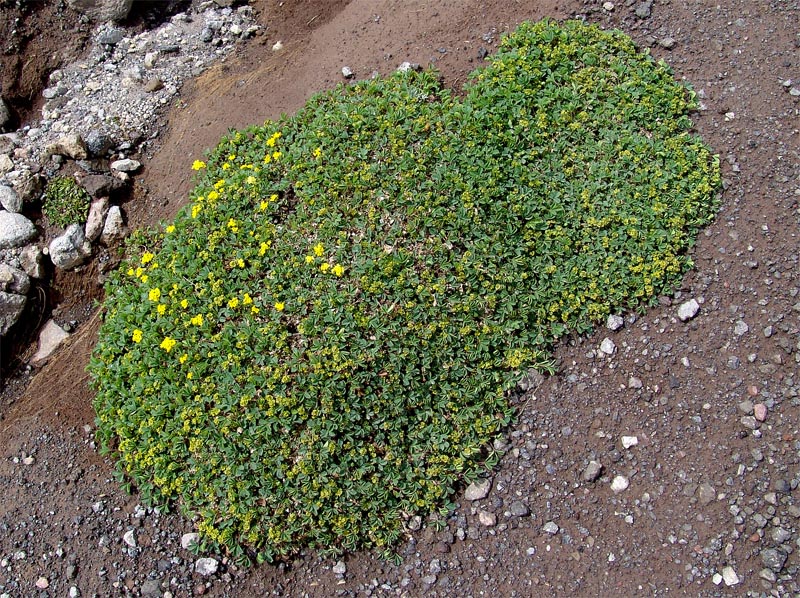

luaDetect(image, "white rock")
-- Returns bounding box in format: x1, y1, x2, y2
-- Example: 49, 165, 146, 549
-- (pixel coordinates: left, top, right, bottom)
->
31, 320, 70, 365
478, 510, 496, 527
100, 205, 126, 244
123, 529, 137, 547
602, 1, 615, 10
181, 533, 200, 550
229, 24, 242, 36
0, 185, 22, 213
69, 587, 81, 598
110, 158, 141, 173
464, 478, 492, 501
621, 436, 639, 449
85, 197, 110, 242
66, 0, 133, 22
332, 560, 347, 576
144, 51, 159, 69
542, 521, 559, 535
35, 577, 49, 589
734, 320, 749, 336
195, 557, 218, 576
20, 245, 45, 278
712, 573, 723, 585
722, 566, 740, 586
0, 211, 37, 248
272, 40, 284, 52
606, 314, 624, 331
599, 338, 616, 355
0, 154, 12, 174
610, 475, 629, 493
342, 66, 354, 79
677, 298, 700, 321
49, 223, 92, 270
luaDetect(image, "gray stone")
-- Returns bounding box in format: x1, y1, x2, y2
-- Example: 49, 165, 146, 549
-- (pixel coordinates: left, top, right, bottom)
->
0, 211, 37, 248
543, 521, 559, 535
83, 131, 114, 157
0, 291, 26, 336
140, 579, 161, 597
606, 314, 624, 331
97, 27, 124, 45
761, 548, 788, 573
341, 66, 354, 79
517, 368, 545, 392
181, 533, 200, 550
14, 173, 44, 203
0, 265, 30, 294
0, 134, 16, 154
600, 337, 616, 355
582, 460, 603, 482
100, 205, 126, 244
66, 0, 133, 22
635, 1, 652, 18
738, 400, 754, 414
45, 134, 88, 160
85, 197, 110, 242
659, 37, 676, 49
144, 78, 165, 93
397, 62, 421, 72
677, 298, 700, 321
332, 560, 346, 576
611, 475, 629, 493
771, 527, 791, 544
759, 568, 777, 583
0, 185, 22, 213
80, 174, 126, 198
508, 500, 530, 517
32, 321, 70, 365
478, 510, 496, 527
110, 158, 141, 173
195, 557, 218, 576
698, 482, 715, 505
0, 98, 10, 130
464, 478, 492, 501
734, 320, 749, 336
49, 224, 92, 270
0, 154, 13, 174
20, 245, 45, 278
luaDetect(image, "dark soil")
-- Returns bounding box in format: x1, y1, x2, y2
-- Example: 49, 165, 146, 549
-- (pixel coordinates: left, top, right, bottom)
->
2, 1, 800, 597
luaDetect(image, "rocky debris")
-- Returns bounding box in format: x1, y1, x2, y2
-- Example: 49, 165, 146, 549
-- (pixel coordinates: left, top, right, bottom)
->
635, 1, 652, 18
31, 319, 71, 365
0, 291, 27, 336
677, 298, 700, 321
100, 205, 126, 244
599, 337, 616, 355
195, 557, 218, 576
0, 211, 37, 248
45, 134, 88, 160
0, 264, 31, 295
542, 521, 559, 535
478, 510, 497, 527
621, 435, 638, 449
721, 566, 740, 586
110, 158, 141, 173
464, 478, 492, 501
49, 224, 92, 270
79, 173, 126, 199
0, 184, 22, 213
332, 560, 347, 576
659, 36, 677, 49
582, 460, 603, 482
761, 548, 788, 573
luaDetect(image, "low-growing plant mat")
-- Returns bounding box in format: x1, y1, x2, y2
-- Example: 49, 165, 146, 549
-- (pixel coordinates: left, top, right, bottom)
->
88, 19, 720, 564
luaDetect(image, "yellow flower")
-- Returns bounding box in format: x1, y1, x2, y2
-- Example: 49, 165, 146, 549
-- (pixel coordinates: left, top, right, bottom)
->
237, 258, 245, 268
305, 255, 315, 264
166, 225, 175, 233
127, 267, 134, 276
313, 243, 324, 257
160, 337, 177, 352
246, 175, 257, 185
179, 354, 188, 364
132, 329, 143, 343
270, 194, 278, 202
333, 264, 345, 277
320, 262, 330, 273
259, 241, 271, 256
274, 301, 285, 312
157, 304, 166, 315
191, 205, 202, 219
141, 252, 154, 265
191, 160, 206, 171
214, 179, 225, 189
251, 306, 260, 315
190, 314, 203, 326
187, 372, 194, 380
313, 147, 322, 158
259, 200, 269, 211
180, 299, 189, 309
228, 154, 236, 161
272, 151, 281, 161
263, 154, 272, 164
141, 274, 149, 283
222, 163, 230, 170
148, 288, 161, 302
243, 293, 253, 305
207, 190, 219, 201
227, 219, 239, 232
228, 297, 240, 309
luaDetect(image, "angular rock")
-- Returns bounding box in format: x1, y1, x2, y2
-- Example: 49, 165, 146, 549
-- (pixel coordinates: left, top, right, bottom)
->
677, 299, 700, 321
31, 320, 70, 365
181, 533, 200, 550
508, 500, 530, 517
0, 264, 30, 294
659, 37, 676, 49
635, 1, 652, 18
582, 460, 603, 482
542, 521, 559, 535
84, 131, 114, 158
722, 566, 739, 586
698, 482, 715, 505
753, 403, 767, 422
80, 174, 126, 198
761, 548, 788, 573
100, 205, 126, 244
332, 560, 346, 576
606, 314, 624, 331
734, 320, 749, 336
97, 27, 124, 45
45, 134, 88, 160
14, 173, 44, 205
0, 185, 22, 213
599, 338, 616, 355
464, 478, 492, 501
0, 211, 37, 248
49, 224, 92, 269
0, 154, 12, 174
144, 78, 165, 93
0, 134, 16, 155
478, 510, 496, 527
20, 245, 45, 278
195, 557, 218, 576
610, 475, 629, 493
66, 0, 133, 22
85, 197, 110, 242
110, 158, 141, 173
0, 291, 26, 336
621, 435, 639, 449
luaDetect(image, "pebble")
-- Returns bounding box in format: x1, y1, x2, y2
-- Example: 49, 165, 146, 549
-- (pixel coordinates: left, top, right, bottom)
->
627, 377, 643, 390
508, 500, 530, 517
181, 533, 200, 550
0, 185, 21, 213
606, 314, 624, 331
341, 66, 354, 79
123, 529, 137, 547
611, 475, 630, 493
697, 482, 715, 505
110, 158, 141, 173
543, 521, 559, 535
621, 435, 638, 449
69, 587, 80, 598
635, 1, 652, 18
35, 577, 49, 589
602, 1, 615, 10
722, 566, 740, 586
332, 560, 347, 576
753, 403, 767, 422
582, 460, 603, 482
195, 557, 218, 576
761, 548, 788, 573
272, 40, 284, 51
659, 37, 676, 49
31, 319, 70, 365
478, 510, 497, 527
677, 298, 700, 321
734, 320, 749, 336
599, 338, 616, 355
464, 478, 492, 501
